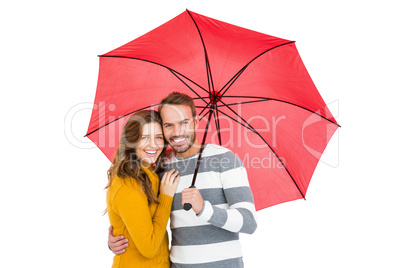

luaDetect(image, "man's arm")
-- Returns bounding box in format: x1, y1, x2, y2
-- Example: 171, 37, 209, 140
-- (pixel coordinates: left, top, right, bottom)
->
181, 160, 257, 234
108, 226, 129, 255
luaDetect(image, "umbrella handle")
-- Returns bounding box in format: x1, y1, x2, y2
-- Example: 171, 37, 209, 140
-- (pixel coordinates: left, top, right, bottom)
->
183, 185, 196, 211
183, 109, 211, 211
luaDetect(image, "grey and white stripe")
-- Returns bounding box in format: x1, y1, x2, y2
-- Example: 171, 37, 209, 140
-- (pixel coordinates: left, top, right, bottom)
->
159, 144, 257, 267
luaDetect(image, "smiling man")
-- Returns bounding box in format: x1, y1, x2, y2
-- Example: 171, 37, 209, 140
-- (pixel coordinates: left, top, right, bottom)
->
109, 92, 257, 267
159, 101, 200, 158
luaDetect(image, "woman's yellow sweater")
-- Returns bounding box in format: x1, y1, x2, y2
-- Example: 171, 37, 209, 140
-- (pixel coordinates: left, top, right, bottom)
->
107, 166, 173, 267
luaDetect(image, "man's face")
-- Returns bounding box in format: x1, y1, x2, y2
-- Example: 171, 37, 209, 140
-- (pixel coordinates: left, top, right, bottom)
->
160, 104, 198, 155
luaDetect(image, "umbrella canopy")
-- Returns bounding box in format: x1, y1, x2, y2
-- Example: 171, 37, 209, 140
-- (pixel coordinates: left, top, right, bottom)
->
86, 10, 339, 210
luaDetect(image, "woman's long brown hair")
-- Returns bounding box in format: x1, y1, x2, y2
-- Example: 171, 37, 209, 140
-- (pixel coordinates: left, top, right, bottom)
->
105, 110, 166, 204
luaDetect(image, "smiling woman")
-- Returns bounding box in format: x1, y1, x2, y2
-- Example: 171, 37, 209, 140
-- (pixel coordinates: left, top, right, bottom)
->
106, 110, 167, 204
135, 122, 165, 167
105, 110, 180, 267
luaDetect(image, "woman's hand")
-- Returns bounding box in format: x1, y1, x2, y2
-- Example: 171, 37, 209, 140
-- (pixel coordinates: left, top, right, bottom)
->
160, 169, 180, 197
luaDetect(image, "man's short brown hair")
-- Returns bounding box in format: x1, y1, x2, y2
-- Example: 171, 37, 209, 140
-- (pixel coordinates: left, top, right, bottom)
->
158, 92, 196, 117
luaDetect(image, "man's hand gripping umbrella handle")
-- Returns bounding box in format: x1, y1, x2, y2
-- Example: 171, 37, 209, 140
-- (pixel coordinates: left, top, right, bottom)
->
183, 185, 196, 211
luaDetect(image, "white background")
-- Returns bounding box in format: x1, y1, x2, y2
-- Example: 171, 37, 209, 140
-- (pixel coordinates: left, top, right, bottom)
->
1, 0, 401, 267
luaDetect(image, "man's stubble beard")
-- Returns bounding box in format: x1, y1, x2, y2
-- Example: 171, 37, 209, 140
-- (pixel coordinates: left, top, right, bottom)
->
171, 131, 196, 153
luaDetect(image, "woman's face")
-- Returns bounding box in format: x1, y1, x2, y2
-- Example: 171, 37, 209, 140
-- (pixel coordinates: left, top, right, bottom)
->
135, 122, 164, 166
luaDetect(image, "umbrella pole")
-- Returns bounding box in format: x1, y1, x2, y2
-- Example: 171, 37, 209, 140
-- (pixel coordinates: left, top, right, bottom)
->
183, 107, 214, 211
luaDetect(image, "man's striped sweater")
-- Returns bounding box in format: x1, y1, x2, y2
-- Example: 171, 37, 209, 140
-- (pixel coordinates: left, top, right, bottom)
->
159, 144, 257, 267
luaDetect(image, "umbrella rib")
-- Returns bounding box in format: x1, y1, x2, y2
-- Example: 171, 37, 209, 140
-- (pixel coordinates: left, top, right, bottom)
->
193, 96, 211, 101
216, 99, 271, 107
198, 101, 213, 121
213, 108, 222, 145
99, 55, 209, 94
85, 103, 160, 137
169, 70, 209, 105
186, 10, 214, 93
218, 68, 247, 98
169, 69, 209, 95
217, 41, 296, 97
216, 110, 255, 133
220, 96, 340, 127
218, 65, 248, 97
219, 99, 257, 132
219, 100, 306, 200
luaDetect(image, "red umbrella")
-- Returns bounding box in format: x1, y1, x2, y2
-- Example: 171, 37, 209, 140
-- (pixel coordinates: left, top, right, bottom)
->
86, 10, 339, 210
